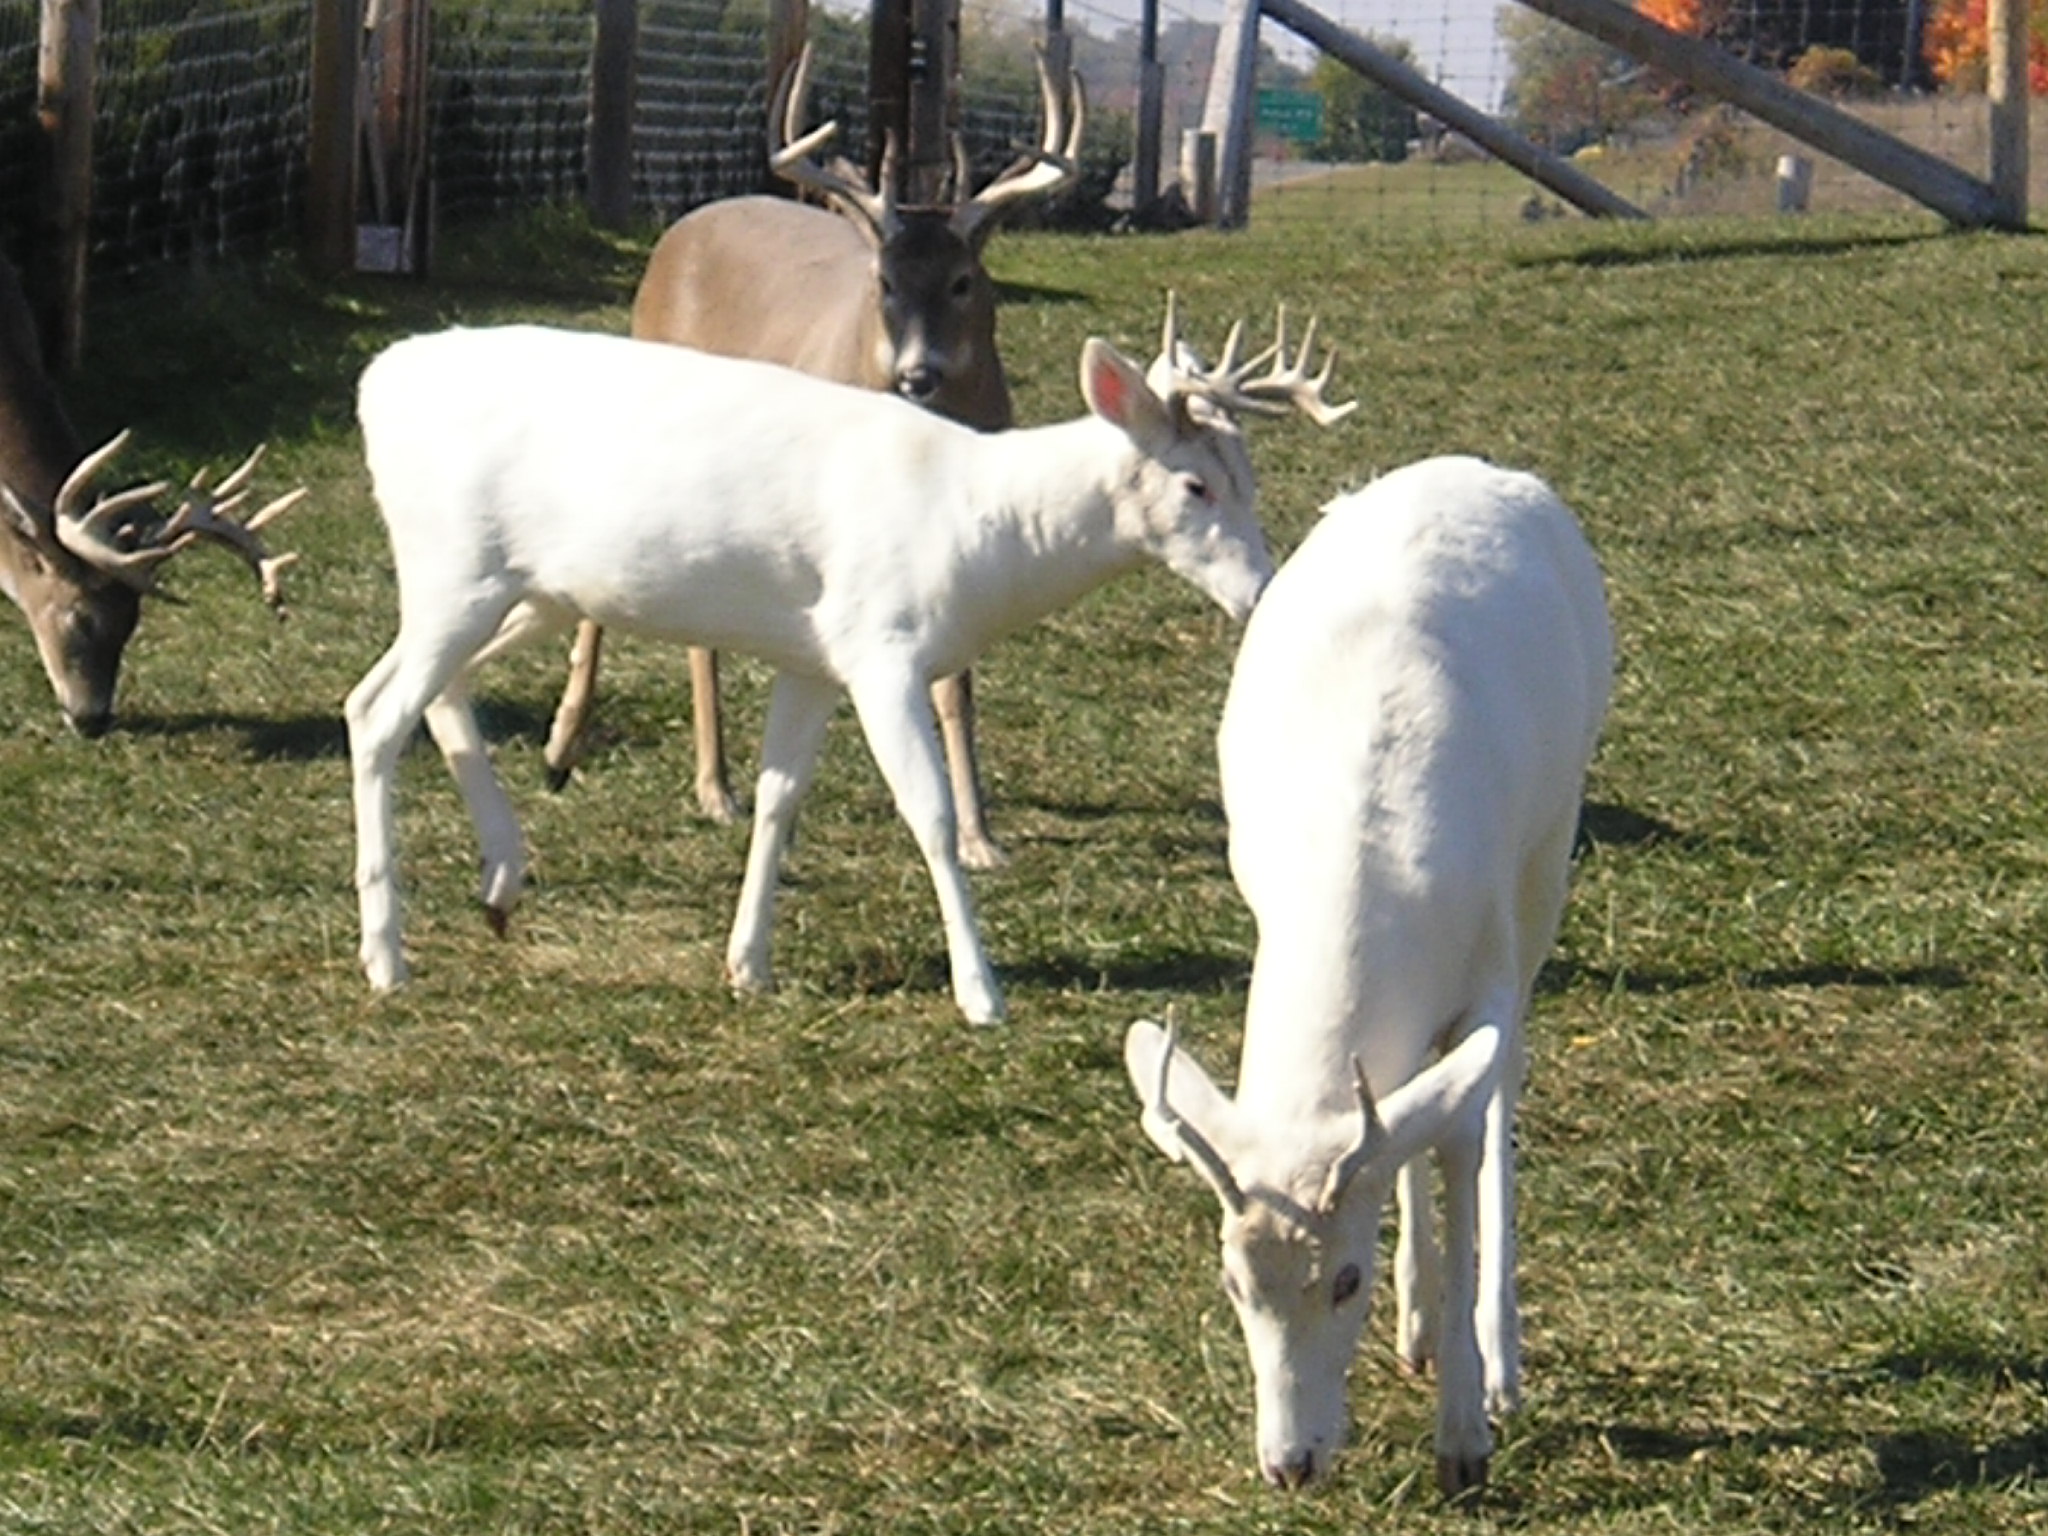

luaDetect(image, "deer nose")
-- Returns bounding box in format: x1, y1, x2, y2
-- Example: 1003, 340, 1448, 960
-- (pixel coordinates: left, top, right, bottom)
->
67, 708, 113, 739
1265, 1448, 1318, 1490
897, 365, 943, 401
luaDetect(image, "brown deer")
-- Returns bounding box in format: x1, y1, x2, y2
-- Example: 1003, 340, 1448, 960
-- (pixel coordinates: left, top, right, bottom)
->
0, 256, 306, 735
541, 46, 1083, 870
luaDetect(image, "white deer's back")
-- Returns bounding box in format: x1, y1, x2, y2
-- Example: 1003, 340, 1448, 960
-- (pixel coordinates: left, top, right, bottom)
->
356, 325, 977, 668
1222, 455, 1611, 1109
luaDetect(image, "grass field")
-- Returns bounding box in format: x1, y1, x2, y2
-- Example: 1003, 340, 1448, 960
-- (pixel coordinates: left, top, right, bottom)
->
4, 207, 2048, 1533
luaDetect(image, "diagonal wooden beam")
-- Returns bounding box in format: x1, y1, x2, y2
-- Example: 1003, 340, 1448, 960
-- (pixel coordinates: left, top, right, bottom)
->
1262, 0, 1648, 221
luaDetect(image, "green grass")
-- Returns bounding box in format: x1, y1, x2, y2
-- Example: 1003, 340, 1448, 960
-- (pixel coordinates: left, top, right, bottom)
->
5, 207, 2048, 1532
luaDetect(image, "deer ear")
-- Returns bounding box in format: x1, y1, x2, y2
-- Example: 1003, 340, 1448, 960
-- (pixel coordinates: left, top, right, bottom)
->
1124, 1018, 1239, 1162
1081, 338, 1173, 448
0, 483, 46, 543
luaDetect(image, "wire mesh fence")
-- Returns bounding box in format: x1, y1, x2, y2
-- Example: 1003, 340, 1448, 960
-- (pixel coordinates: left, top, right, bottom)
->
0, 0, 2035, 287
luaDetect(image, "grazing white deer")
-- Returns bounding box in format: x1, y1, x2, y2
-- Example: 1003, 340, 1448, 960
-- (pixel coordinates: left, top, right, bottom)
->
0, 257, 305, 734
1125, 456, 1611, 1493
348, 300, 1351, 1021
543, 46, 1084, 873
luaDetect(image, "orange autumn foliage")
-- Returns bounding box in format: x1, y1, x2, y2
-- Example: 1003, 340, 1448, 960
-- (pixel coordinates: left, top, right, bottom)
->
1922, 0, 2048, 92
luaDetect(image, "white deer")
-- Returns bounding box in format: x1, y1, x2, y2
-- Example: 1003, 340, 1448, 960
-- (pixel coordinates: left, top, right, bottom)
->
347, 300, 1351, 1022
1124, 455, 1611, 1492
543, 46, 1085, 874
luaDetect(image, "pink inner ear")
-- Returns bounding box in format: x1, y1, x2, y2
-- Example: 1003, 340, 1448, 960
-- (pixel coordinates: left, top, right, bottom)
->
1091, 356, 1129, 425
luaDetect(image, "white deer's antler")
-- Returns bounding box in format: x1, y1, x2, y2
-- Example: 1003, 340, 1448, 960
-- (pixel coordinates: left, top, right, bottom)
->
1154, 295, 1358, 429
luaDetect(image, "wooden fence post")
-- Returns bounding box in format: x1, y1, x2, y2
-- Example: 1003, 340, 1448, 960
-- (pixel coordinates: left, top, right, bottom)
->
1134, 0, 1163, 216
307, 0, 361, 277
35, 0, 97, 374
588, 0, 638, 230
1987, 0, 2031, 226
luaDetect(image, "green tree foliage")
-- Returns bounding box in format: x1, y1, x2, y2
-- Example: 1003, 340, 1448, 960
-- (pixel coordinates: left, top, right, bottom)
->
1497, 6, 1652, 152
1307, 43, 1418, 163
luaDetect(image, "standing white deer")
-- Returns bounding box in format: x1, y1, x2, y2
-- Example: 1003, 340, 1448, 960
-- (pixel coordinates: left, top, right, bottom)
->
348, 300, 1351, 1022
542, 46, 1083, 872
1124, 455, 1611, 1493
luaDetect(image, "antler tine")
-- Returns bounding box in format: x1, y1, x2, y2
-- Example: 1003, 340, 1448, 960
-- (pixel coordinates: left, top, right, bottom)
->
165, 446, 309, 615
1155, 1012, 1248, 1216
956, 49, 1084, 232
767, 42, 892, 235
52, 429, 136, 523
1228, 306, 1359, 428
1317, 1056, 1388, 1213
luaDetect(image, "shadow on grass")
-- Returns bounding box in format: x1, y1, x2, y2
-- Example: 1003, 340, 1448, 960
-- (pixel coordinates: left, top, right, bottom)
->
1561, 1407, 2048, 1515
120, 711, 348, 762
1518, 227, 1945, 273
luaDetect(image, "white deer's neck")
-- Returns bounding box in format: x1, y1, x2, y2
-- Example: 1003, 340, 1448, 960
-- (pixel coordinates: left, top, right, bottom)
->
943, 416, 1147, 652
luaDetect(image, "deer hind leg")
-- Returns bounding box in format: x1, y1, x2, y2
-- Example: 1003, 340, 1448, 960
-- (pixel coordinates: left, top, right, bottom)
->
346, 591, 522, 991
425, 599, 572, 936
725, 670, 839, 996
691, 646, 745, 822
849, 664, 1004, 1025
543, 619, 604, 792
934, 668, 1006, 870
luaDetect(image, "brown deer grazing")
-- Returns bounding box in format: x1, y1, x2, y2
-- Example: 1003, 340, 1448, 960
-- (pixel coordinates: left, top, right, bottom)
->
541, 46, 1083, 870
0, 256, 306, 735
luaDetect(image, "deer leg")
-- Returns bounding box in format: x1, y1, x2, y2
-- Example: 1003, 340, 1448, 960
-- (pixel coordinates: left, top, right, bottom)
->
422, 599, 569, 935
848, 663, 1004, 1025
691, 646, 745, 823
1395, 1155, 1442, 1374
346, 592, 519, 991
1433, 1121, 1493, 1498
726, 670, 838, 996
934, 668, 1006, 870
543, 619, 604, 792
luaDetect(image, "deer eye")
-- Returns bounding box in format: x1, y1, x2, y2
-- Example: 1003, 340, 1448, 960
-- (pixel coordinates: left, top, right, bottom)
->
951, 272, 973, 299
1183, 474, 1213, 503
1331, 1263, 1362, 1307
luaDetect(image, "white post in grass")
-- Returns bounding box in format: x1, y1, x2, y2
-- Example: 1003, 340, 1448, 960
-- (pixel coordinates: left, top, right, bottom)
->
1987, 0, 2031, 227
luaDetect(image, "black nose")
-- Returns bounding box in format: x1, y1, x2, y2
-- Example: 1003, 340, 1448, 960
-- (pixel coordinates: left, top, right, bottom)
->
1266, 1449, 1317, 1489
898, 366, 942, 400
68, 709, 113, 739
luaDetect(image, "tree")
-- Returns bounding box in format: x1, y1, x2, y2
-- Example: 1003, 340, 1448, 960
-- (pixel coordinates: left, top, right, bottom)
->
1307, 42, 1419, 162
1922, 0, 2048, 92
1497, 7, 1649, 150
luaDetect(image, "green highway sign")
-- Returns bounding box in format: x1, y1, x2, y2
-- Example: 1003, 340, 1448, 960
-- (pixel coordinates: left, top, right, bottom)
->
1255, 88, 1324, 143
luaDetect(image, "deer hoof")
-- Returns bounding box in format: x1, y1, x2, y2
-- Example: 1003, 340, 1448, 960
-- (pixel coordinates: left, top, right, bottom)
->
484, 904, 510, 940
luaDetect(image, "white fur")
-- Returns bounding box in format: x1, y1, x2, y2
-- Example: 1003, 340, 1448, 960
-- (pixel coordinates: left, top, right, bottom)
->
1125, 454, 1611, 1492
347, 323, 1275, 1021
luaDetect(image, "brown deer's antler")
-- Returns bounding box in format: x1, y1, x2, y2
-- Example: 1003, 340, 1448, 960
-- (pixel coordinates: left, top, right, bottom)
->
767, 43, 895, 237
162, 444, 310, 614
951, 49, 1087, 240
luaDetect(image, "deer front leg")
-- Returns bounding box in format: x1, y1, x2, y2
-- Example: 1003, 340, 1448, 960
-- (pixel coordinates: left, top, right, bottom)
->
1395, 1156, 1442, 1374
725, 670, 839, 995
849, 663, 1004, 1025
934, 668, 1006, 870
691, 646, 745, 822
1433, 1125, 1493, 1498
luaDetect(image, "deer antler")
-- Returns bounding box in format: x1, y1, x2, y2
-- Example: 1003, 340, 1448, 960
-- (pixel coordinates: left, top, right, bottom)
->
162, 443, 309, 614
768, 43, 895, 239
952, 49, 1087, 241
49, 430, 177, 592
1165, 302, 1358, 428
1317, 1058, 1388, 1214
